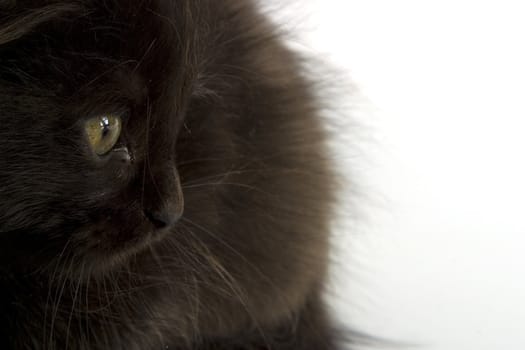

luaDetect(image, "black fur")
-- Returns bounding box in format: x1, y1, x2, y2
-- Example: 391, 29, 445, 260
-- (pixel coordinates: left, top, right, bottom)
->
0, 1, 339, 349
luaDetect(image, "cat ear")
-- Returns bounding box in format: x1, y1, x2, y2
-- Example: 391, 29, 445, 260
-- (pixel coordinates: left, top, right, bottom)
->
0, 3, 83, 46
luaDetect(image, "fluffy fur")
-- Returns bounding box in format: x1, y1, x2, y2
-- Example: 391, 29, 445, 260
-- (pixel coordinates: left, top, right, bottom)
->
0, 1, 338, 349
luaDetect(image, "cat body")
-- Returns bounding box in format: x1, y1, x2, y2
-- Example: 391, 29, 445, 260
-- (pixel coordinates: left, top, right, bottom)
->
0, 1, 337, 349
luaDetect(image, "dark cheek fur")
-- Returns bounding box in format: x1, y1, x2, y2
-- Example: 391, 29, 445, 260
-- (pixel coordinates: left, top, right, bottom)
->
0, 1, 344, 349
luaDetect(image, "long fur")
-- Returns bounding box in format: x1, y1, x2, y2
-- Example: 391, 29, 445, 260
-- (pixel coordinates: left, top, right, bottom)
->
0, 1, 339, 349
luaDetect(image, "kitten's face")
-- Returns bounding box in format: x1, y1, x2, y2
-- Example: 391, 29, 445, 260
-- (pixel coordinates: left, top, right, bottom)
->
0, 1, 191, 274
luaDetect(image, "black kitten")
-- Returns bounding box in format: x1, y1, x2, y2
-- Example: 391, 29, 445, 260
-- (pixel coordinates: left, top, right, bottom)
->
0, 1, 338, 349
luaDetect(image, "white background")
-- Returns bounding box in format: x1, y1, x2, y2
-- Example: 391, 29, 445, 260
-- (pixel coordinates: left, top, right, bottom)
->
263, 1, 525, 349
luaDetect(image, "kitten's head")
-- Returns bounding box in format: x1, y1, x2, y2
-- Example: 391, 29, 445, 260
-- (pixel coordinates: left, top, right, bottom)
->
0, 1, 336, 342
0, 0, 195, 274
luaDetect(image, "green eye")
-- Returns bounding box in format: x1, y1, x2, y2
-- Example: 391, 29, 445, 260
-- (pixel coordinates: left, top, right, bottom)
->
85, 114, 122, 155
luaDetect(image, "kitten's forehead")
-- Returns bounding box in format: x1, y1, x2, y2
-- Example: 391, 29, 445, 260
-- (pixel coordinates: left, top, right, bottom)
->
0, 0, 191, 117
0, 0, 183, 73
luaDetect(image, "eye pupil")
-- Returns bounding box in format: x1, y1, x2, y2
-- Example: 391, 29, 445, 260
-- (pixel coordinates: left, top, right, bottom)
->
101, 125, 109, 137
100, 117, 109, 136
100, 116, 110, 127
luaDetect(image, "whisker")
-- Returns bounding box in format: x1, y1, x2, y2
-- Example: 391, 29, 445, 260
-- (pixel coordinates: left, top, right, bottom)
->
180, 218, 295, 324
48, 251, 75, 349
185, 231, 271, 349
43, 238, 71, 348
65, 261, 84, 349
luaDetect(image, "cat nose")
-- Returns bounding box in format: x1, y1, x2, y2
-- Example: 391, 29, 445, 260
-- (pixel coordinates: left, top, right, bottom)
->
142, 162, 184, 230
144, 201, 183, 230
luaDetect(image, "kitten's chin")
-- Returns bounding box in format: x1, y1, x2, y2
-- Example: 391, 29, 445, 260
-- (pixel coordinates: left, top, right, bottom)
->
74, 218, 172, 277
